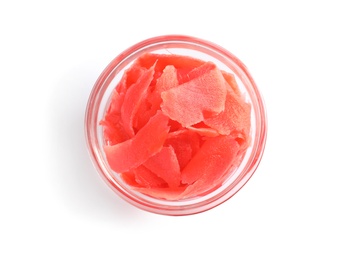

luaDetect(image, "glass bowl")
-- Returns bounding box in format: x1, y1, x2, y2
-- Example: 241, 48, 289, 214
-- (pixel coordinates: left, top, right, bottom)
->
85, 35, 267, 216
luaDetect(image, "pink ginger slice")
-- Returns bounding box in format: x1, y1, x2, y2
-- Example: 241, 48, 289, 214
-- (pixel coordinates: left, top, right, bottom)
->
134, 65, 179, 131
181, 135, 240, 185
104, 111, 170, 173
161, 63, 227, 127
187, 121, 220, 138
178, 61, 216, 84
221, 70, 241, 97
133, 165, 167, 188
143, 146, 181, 188
100, 114, 129, 145
155, 65, 179, 93
115, 64, 147, 95
204, 86, 251, 138
120, 63, 155, 137
135, 53, 205, 86
100, 89, 129, 145
120, 171, 141, 187
136, 53, 205, 72
164, 129, 201, 170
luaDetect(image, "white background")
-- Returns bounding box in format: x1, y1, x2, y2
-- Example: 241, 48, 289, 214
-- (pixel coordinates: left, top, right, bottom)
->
1, 0, 338, 259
